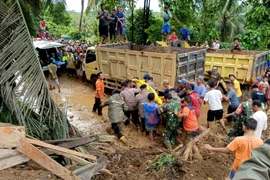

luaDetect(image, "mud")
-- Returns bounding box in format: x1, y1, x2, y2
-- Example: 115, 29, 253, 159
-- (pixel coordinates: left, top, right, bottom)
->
2, 75, 269, 180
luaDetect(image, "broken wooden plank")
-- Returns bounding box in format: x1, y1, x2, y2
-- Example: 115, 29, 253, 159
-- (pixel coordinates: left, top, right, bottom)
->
0, 149, 30, 170
54, 135, 99, 148
176, 128, 211, 156
27, 138, 97, 161
0, 126, 25, 149
73, 156, 107, 180
44, 135, 99, 145
18, 137, 80, 180
52, 150, 90, 165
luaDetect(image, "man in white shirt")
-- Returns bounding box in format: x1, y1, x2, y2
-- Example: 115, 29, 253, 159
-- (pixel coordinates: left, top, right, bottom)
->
252, 100, 268, 138
209, 39, 220, 51
204, 81, 225, 129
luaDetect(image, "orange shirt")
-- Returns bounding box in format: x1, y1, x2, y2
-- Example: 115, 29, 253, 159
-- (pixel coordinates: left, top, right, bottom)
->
95, 79, 105, 98
177, 105, 198, 132
227, 136, 263, 171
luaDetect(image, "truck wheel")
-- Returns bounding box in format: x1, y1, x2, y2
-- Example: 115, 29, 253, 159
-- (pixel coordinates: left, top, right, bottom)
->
172, 40, 183, 48
91, 76, 97, 90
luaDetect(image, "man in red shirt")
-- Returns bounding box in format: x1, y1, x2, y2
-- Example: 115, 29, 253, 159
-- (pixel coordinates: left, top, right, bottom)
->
169, 30, 178, 42
92, 72, 105, 116
40, 19, 46, 31
186, 84, 201, 119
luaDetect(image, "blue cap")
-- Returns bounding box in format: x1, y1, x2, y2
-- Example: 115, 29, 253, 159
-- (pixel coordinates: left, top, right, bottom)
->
256, 77, 263, 82
212, 67, 218, 71
112, 90, 120, 95
178, 78, 187, 84
143, 74, 150, 79
140, 84, 147, 89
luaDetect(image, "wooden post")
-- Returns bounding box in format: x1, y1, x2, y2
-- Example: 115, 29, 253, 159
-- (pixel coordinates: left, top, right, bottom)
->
18, 138, 80, 180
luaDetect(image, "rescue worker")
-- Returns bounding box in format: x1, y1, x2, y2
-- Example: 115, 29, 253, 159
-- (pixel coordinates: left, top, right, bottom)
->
134, 84, 149, 132
159, 93, 179, 149
101, 90, 128, 144
225, 92, 253, 143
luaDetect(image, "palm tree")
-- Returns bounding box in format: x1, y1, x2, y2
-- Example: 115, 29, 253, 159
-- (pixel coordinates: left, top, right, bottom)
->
0, 0, 79, 140
79, 0, 96, 31
216, 0, 246, 42
2, 0, 67, 36
79, 0, 85, 31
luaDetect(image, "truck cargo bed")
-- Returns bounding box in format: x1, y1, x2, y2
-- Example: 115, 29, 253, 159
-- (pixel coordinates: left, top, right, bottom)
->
96, 43, 206, 90
205, 49, 268, 84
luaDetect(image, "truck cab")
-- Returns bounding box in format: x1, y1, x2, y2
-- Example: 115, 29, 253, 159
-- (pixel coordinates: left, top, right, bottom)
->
85, 46, 99, 87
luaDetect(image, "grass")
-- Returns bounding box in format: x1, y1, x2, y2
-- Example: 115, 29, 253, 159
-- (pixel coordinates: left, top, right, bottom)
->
147, 153, 175, 172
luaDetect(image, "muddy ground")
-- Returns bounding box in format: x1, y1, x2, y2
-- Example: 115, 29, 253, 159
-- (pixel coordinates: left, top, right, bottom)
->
1, 74, 270, 180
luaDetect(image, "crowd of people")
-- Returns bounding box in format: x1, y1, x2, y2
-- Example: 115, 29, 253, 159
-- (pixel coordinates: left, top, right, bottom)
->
96, 3, 128, 45
92, 66, 270, 179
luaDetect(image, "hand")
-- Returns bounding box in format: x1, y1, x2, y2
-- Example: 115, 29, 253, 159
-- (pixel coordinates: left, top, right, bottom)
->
104, 94, 106, 97
115, 28, 117, 31
101, 98, 104, 103
224, 114, 229, 118
204, 144, 212, 150
174, 109, 178, 115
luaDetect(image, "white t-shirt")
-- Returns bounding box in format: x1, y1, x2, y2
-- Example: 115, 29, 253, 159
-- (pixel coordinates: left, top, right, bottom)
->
204, 90, 223, 110
252, 110, 268, 138
213, 42, 220, 49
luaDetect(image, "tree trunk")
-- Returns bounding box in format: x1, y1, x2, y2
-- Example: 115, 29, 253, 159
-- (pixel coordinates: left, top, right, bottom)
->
79, 0, 84, 31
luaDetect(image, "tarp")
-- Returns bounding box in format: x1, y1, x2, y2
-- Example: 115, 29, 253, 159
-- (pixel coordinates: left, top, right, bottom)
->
33, 41, 64, 49
132, 79, 163, 105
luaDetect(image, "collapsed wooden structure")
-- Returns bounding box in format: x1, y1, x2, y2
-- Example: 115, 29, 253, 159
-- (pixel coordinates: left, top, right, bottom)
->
0, 125, 114, 179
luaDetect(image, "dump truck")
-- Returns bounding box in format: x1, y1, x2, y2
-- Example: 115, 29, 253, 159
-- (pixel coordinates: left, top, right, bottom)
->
85, 43, 206, 91
204, 50, 269, 92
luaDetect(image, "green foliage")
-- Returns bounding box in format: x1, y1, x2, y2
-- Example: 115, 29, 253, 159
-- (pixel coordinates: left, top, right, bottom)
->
44, 2, 72, 26
147, 153, 175, 172
145, 18, 163, 43
127, 8, 161, 44
69, 30, 84, 40
237, 30, 264, 50
245, 0, 270, 49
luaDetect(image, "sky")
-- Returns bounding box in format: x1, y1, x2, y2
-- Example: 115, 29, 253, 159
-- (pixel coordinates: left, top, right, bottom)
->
65, 0, 160, 12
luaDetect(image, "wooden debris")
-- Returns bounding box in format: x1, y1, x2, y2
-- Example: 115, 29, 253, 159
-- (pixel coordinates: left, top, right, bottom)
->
0, 126, 109, 180
177, 128, 211, 160
18, 137, 80, 180
0, 126, 25, 149
0, 149, 30, 170
27, 138, 97, 161
73, 156, 108, 180
52, 150, 91, 165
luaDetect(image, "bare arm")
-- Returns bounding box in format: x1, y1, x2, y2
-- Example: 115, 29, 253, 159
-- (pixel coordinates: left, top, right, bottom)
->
204, 144, 231, 153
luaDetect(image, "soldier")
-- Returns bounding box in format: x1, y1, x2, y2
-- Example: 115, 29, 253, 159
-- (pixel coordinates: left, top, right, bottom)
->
225, 92, 253, 143
158, 93, 179, 149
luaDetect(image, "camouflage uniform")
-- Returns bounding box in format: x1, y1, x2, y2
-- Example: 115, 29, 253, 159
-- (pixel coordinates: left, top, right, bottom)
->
226, 99, 253, 143
159, 100, 179, 149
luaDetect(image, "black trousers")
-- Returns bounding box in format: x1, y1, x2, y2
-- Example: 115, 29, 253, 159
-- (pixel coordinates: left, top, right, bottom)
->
111, 123, 123, 139
227, 105, 237, 122
124, 110, 140, 127
92, 98, 102, 115
141, 118, 146, 132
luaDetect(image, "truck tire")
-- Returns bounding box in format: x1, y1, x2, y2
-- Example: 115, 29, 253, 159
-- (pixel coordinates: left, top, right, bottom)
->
91, 76, 97, 90
172, 40, 183, 48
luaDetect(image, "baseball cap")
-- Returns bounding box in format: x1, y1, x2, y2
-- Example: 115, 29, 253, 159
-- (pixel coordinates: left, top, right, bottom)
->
229, 74, 236, 78
140, 84, 147, 89
212, 67, 218, 71
197, 75, 204, 81
143, 74, 150, 79
112, 90, 120, 95
256, 77, 263, 82
178, 78, 187, 84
